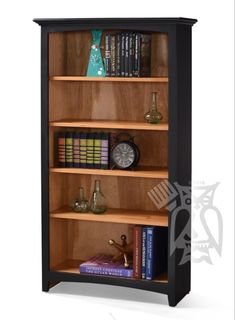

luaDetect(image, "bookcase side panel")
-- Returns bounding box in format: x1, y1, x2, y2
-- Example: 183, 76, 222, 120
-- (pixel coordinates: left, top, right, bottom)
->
168, 24, 192, 306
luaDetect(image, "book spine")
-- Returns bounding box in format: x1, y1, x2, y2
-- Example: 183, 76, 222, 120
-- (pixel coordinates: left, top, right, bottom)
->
57, 132, 66, 167
116, 33, 121, 76
79, 132, 87, 168
141, 227, 147, 279
93, 132, 101, 169
120, 33, 125, 77
101, 132, 109, 169
140, 34, 151, 77
80, 265, 133, 278
129, 33, 134, 77
86, 133, 94, 168
73, 132, 80, 168
134, 33, 140, 77
133, 226, 142, 279
110, 35, 116, 77
65, 132, 73, 167
146, 226, 155, 280
105, 33, 111, 77
124, 33, 129, 77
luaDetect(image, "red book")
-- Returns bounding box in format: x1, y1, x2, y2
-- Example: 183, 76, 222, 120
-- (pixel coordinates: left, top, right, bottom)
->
133, 226, 142, 279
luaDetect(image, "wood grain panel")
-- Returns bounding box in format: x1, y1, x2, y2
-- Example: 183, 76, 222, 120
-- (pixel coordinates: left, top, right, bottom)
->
49, 81, 168, 122
49, 173, 165, 212
67, 220, 133, 261
50, 219, 68, 268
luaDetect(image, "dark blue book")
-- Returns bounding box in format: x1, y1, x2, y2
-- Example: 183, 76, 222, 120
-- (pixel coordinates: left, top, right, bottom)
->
120, 33, 125, 76
146, 226, 168, 280
141, 226, 147, 279
146, 226, 155, 280
105, 33, 111, 76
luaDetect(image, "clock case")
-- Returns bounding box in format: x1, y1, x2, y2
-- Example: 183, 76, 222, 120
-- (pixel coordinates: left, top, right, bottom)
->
110, 132, 140, 170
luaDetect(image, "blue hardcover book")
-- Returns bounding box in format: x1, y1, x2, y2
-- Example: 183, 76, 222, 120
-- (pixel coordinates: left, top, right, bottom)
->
146, 226, 156, 280
141, 226, 147, 279
80, 254, 133, 278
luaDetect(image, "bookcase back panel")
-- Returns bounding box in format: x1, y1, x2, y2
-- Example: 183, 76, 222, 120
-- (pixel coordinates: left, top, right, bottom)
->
49, 31, 168, 77
49, 127, 168, 168
67, 220, 133, 261
49, 173, 165, 212
49, 81, 168, 122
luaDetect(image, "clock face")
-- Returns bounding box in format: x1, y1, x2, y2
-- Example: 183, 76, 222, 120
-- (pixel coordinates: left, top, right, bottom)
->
112, 142, 136, 169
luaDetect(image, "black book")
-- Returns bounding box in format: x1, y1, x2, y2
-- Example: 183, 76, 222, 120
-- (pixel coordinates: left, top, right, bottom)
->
115, 33, 121, 76
110, 34, 116, 76
105, 33, 111, 77
140, 34, 151, 77
124, 33, 129, 77
133, 33, 141, 77
129, 33, 134, 77
120, 33, 125, 77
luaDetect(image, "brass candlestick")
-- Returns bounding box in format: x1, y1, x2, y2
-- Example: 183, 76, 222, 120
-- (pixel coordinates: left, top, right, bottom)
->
108, 234, 133, 268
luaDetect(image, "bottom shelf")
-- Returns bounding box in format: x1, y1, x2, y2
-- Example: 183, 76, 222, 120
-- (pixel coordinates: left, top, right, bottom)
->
51, 259, 168, 283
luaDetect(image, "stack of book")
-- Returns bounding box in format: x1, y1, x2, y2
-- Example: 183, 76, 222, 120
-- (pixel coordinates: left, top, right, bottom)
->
105, 32, 151, 77
133, 226, 168, 280
57, 132, 109, 169
79, 226, 167, 280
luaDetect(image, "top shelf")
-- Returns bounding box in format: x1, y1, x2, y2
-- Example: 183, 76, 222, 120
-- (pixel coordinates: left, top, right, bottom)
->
49, 76, 169, 83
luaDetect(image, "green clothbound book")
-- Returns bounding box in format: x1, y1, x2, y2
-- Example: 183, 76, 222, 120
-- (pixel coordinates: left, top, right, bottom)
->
65, 132, 73, 167
79, 132, 87, 168
93, 132, 102, 169
86, 133, 94, 168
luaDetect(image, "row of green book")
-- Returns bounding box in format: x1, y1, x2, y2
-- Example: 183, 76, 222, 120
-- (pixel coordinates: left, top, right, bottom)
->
57, 132, 109, 169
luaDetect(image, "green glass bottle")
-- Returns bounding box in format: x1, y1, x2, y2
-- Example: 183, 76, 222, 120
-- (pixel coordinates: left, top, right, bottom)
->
144, 92, 163, 124
71, 187, 90, 213
90, 180, 107, 214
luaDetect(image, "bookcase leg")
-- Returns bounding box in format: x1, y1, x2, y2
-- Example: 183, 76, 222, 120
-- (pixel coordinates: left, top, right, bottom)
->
43, 280, 60, 292
168, 291, 189, 307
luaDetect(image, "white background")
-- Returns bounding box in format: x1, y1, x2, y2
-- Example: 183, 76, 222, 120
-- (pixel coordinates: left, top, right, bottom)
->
0, 0, 234, 319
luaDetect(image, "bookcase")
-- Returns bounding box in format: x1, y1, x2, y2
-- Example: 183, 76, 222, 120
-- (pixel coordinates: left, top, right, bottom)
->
34, 17, 197, 306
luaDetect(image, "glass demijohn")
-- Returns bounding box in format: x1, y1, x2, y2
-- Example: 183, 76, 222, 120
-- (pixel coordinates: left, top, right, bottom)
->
144, 92, 163, 124
90, 180, 107, 214
71, 187, 90, 213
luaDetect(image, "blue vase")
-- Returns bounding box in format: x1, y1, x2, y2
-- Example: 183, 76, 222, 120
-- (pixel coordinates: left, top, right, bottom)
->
87, 30, 106, 77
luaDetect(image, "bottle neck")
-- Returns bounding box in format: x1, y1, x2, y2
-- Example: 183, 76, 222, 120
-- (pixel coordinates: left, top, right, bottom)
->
151, 92, 158, 111
95, 180, 101, 192
79, 187, 84, 200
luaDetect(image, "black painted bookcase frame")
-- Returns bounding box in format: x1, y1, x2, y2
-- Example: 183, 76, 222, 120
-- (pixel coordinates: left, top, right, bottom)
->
34, 17, 197, 306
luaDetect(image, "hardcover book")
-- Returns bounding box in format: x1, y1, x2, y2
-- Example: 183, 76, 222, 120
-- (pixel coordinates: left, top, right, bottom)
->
73, 132, 80, 168
120, 33, 125, 76
93, 132, 102, 169
65, 132, 73, 167
124, 33, 129, 76
116, 33, 121, 76
86, 133, 94, 168
80, 254, 133, 278
141, 226, 147, 279
110, 35, 116, 76
133, 226, 142, 279
79, 132, 87, 168
57, 132, 66, 167
101, 132, 109, 169
105, 33, 111, 77
140, 34, 151, 77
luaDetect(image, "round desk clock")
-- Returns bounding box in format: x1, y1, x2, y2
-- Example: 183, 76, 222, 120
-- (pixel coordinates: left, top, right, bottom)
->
111, 133, 140, 170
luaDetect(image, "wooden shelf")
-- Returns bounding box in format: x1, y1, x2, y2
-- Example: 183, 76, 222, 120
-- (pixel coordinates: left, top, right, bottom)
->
49, 76, 169, 83
49, 120, 169, 131
50, 166, 168, 179
50, 207, 168, 227
51, 259, 168, 283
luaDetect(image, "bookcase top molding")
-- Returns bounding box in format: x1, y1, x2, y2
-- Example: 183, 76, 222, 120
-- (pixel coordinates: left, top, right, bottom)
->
33, 17, 197, 27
